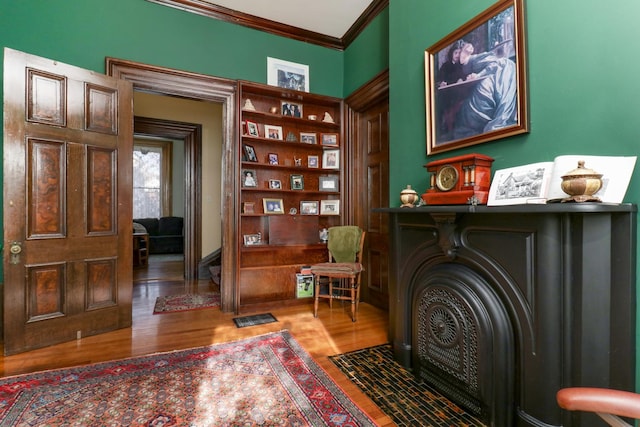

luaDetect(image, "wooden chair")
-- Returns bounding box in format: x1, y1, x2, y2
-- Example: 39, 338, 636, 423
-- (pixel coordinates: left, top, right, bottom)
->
311, 226, 365, 322
557, 387, 640, 426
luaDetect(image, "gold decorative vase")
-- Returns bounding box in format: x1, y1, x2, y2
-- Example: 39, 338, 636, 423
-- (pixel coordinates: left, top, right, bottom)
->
560, 160, 603, 203
400, 185, 419, 208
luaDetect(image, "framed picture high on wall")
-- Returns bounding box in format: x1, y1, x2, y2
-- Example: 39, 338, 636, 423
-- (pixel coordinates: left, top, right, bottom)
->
267, 57, 309, 92
424, 0, 528, 155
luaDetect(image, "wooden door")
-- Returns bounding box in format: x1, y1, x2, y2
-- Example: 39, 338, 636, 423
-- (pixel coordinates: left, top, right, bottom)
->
2, 48, 133, 355
347, 72, 390, 310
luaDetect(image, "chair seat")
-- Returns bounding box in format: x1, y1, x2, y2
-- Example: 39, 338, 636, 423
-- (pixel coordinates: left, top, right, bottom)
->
310, 262, 362, 275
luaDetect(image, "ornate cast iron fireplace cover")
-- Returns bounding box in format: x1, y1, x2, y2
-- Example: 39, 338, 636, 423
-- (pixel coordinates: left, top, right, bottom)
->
378, 204, 636, 427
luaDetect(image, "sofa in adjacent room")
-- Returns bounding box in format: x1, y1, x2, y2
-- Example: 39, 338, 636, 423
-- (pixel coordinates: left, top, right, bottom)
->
133, 216, 184, 254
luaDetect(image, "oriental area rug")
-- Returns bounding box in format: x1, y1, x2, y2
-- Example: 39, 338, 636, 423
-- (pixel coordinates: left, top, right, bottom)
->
153, 292, 220, 314
330, 344, 486, 427
0, 331, 377, 426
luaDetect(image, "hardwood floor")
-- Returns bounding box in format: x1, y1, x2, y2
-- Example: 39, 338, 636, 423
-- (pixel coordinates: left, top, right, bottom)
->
0, 256, 395, 426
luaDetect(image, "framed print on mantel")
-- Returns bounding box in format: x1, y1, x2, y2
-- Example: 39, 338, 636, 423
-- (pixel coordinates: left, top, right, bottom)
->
425, 0, 528, 155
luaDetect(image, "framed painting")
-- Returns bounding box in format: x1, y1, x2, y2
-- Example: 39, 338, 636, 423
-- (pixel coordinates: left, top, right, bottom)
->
425, 0, 528, 155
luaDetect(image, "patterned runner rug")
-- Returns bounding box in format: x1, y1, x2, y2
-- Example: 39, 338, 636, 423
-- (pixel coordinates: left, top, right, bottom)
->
330, 344, 486, 426
0, 331, 377, 426
153, 292, 220, 314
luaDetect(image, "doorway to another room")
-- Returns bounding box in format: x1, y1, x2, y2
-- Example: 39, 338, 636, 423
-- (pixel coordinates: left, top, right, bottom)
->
130, 93, 224, 291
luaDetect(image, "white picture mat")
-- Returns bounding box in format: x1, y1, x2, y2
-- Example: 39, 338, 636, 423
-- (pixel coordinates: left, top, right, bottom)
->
267, 57, 309, 92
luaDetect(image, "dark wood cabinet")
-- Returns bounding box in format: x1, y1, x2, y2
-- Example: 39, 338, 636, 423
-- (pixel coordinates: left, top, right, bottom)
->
237, 81, 343, 312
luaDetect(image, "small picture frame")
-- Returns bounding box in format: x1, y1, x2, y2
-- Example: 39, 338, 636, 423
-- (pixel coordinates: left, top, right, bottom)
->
290, 174, 304, 190
263, 198, 284, 214
322, 149, 339, 169
243, 144, 258, 162
242, 202, 255, 214
269, 179, 282, 189
281, 101, 303, 118
243, 233, 262, 246
320, 200, 340, 215
245, 121, 259, 137
307, 155, 319, 168
242, 169, 258, 187
319, 175, 338, 192
300, 132, 317, 144
300, 201, 319, 215
296, 274, 314, 298
321, 133, 338, 146
265, 125, 283, 140
268, 153, 279, 165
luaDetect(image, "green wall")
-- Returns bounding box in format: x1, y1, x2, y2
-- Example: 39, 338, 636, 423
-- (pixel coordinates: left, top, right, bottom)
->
344, 7, 390, 95
0, 0, 344, 96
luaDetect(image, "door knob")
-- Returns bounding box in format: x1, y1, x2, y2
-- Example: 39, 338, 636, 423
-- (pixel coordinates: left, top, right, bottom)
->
9, 241, 22, 264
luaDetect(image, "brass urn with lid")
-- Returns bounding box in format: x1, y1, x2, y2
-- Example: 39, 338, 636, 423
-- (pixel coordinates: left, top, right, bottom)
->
400, 185, 419, 207
560, 160, 603, 202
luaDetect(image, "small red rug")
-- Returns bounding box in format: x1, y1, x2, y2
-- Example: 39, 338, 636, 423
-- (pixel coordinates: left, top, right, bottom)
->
0, 331, 377, 426
153, 292, 220, 314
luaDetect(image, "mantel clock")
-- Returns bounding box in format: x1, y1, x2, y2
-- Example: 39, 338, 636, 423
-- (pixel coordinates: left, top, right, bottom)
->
422, 154, 494, 205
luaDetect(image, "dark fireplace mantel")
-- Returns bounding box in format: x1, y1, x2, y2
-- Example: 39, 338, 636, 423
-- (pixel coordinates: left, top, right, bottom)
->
378, 204, 636, 427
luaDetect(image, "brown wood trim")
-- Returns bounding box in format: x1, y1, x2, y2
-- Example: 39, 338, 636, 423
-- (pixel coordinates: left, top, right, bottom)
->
107, 57, 239, 313
147, 0, 341, 49
146, 0, 388, 50
343, 69, 389, 223
345, 69, 389, 110
342, 0, 389, 48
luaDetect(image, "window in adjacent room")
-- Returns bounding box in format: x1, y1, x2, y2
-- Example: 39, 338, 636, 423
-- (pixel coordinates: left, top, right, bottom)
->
133, 139, 172, 218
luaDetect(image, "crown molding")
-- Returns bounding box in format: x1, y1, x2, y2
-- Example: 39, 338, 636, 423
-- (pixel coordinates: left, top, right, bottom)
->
146, 0, 388, 51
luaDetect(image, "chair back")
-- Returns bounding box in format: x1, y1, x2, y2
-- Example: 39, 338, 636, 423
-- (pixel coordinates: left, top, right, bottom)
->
327, 226, 364, 263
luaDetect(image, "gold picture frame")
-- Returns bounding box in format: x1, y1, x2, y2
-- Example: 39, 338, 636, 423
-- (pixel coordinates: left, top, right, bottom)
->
425, 0, 528, 154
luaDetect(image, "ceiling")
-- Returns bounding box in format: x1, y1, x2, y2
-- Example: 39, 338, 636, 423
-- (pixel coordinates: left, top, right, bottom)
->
197, 0, 375, 39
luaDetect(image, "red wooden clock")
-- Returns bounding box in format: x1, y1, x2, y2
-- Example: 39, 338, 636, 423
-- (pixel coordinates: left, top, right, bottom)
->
422, 153, 494, 205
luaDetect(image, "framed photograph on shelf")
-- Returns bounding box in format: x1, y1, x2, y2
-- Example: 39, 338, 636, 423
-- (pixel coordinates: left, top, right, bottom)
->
263, 198, 284, 214
322, 149, 339, 169
307, 155, 319, 168
268, 179, 281, 190
241, 169, 258, 188
281, 101, 303, 118
425, 0, 528, 155
243, 144, 258, 162
300, 201, 319, 215
320, 199, 340, 215
245, 120, 259, 137
319, 175, 338, 192
267, 57, 309, 92
300, 132, 317, 144
243, 233, 262, 246
242, 202, 255, 214
265, 125, 283, 140
268, 153, 279, 165
290, 174, 304, 190
321, 133, 338, 146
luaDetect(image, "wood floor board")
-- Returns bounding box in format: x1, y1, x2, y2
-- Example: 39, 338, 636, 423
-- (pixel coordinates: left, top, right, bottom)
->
0, 258, 395, 426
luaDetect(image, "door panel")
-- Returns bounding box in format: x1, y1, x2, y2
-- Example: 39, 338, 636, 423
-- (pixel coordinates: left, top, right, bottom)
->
360, 102, 389, 309
3, 48, 133, 355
